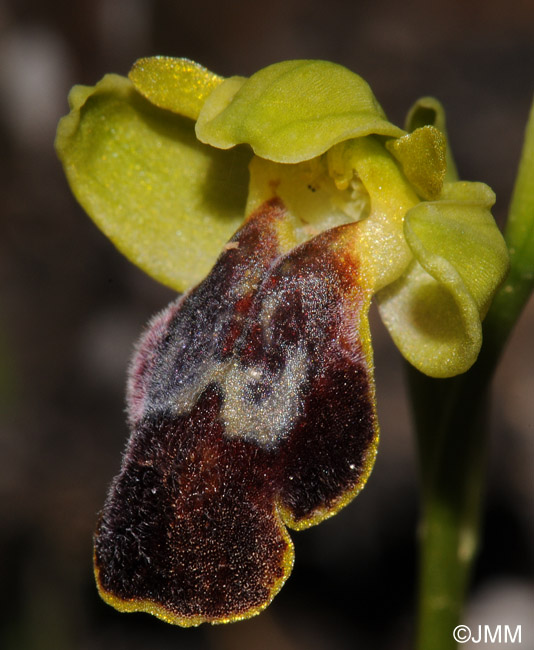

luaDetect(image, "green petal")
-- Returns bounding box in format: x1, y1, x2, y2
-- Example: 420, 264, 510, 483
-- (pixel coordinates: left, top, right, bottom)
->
128, 56, 224, 120
385, 126, 446, 200
55, 74, 251, 291
404, 96, 459, 182
196, 60, 404, 163
377, 182, 510, 377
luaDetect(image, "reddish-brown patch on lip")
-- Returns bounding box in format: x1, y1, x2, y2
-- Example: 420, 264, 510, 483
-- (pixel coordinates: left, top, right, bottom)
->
94, 198, 378, 625
220, 292, 255, 357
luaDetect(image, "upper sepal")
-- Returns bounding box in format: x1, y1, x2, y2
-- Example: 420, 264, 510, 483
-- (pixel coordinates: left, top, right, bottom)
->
196, 60, 404, 163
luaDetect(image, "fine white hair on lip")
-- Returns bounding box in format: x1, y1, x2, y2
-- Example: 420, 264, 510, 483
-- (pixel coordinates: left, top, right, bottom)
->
126, 295, 186, 427
137, 344, 309, 450
221, 346, 309, 448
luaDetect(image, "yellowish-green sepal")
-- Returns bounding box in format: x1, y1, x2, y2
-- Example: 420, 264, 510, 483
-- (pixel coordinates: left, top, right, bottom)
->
377, 182, 510, 377
196, 60, 404, 163
129, 56, 224, 120
55, 73, 251, 291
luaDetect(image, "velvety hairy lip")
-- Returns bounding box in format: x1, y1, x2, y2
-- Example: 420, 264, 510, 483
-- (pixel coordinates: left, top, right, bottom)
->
94, 198, 378, 626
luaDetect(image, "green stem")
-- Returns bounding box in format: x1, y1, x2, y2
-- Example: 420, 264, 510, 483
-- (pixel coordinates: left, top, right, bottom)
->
413, 97, 534, 650
411, 360, 489, 650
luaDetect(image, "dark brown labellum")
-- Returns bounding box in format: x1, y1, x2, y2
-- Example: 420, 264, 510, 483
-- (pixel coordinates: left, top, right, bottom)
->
94, 198, 378, 625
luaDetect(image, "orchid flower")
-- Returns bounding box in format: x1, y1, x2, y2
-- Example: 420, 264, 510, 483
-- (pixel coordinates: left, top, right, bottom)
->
55, 58, 509, 627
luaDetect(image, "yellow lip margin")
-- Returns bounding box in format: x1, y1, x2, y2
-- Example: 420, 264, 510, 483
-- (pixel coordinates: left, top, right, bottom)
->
276, 257, 379, 532
278, 427, 379, 532
93, 509, 295, 627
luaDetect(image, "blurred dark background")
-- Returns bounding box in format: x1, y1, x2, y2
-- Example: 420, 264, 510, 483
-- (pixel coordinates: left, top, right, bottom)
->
1, 1, 533, 648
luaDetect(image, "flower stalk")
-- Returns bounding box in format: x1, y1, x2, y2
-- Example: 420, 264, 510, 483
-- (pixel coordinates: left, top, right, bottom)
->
412, 97, 534, 650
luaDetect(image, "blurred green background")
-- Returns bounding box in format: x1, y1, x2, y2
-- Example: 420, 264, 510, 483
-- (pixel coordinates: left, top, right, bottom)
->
1, 1, 533, 648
